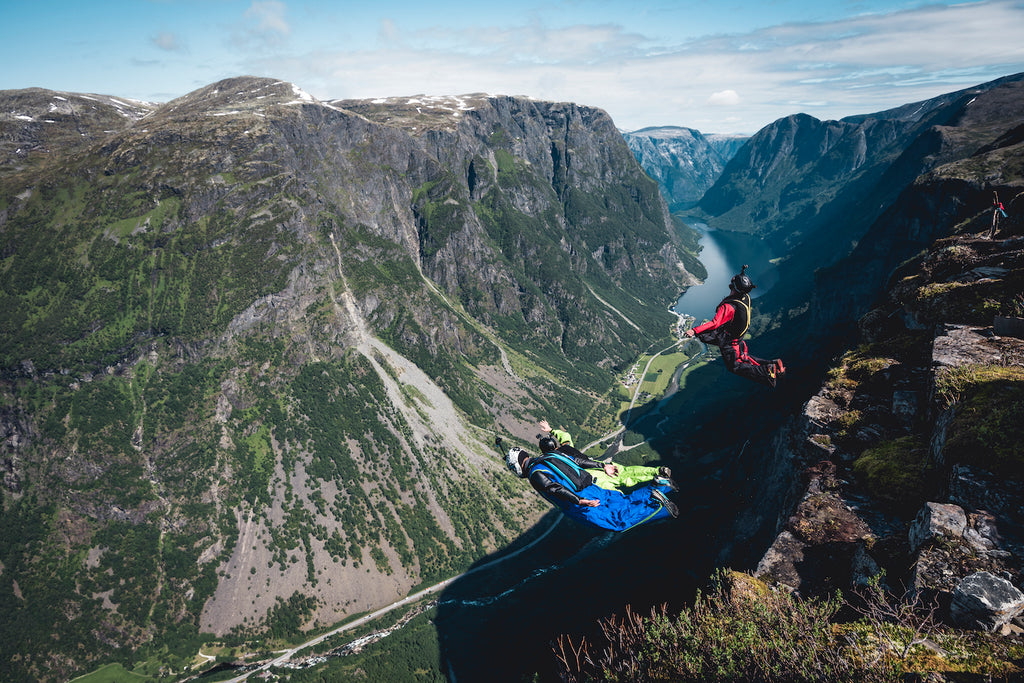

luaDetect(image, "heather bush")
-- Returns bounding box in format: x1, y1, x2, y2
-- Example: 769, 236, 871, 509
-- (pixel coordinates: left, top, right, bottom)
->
554, 570, 854, 682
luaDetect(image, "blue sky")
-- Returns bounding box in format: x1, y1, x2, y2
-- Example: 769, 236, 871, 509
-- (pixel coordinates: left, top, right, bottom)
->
2, 0, 1023, 134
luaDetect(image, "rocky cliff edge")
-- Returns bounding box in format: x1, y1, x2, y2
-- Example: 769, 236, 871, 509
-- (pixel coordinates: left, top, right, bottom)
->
751, 223, 1024, 639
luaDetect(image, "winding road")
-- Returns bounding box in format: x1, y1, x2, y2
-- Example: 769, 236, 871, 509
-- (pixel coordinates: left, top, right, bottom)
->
582, 334, 707, 457
220, 515, 565, 681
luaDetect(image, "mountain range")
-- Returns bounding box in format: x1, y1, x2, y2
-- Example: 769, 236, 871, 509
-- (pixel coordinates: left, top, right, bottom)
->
560, 73, 1024, 682
696, 72, 1024, 318
1, 71, 1023, 682
623, 125, 747, 211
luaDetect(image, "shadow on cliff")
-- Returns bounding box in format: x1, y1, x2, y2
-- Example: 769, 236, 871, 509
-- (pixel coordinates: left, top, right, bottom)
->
432, 312, 834, 681
431, 374, 729, 681
433, 501, 712, 681
628, 322, 835, 570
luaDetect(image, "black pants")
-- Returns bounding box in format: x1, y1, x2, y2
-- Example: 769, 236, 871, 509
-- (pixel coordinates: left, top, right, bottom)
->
719, 339, 775, 387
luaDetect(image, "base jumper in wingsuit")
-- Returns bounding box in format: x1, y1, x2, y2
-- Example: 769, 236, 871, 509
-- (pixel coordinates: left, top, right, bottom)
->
538, 419, 678, 494
684, 265, 785, 388
505, 437, 678, 532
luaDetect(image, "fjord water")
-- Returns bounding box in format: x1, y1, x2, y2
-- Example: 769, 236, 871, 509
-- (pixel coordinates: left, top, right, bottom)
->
436, 224, 782, 681
674, 221, 777, 319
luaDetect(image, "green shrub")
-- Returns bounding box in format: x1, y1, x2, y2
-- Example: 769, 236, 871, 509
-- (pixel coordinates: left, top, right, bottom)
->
938, 365, 1024, 479
555, 570, 852, 682
852, 436, 930, 515
556, 570, 1024, 682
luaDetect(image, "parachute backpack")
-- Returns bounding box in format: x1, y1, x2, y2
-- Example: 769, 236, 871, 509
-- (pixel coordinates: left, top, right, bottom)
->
696, 265, 755, 346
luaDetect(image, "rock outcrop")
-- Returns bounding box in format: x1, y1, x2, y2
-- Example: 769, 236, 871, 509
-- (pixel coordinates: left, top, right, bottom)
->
950, 572, 1024, 632
812, 78, 1024, 335
747, 223, 1024, 635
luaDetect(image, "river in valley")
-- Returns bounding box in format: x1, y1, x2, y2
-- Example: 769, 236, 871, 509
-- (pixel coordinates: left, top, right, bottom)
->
673, 220, 777, 320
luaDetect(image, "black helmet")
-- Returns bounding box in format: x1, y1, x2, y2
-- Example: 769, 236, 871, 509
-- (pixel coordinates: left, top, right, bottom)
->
730, 264, 756, 294
539, 436, 559, 453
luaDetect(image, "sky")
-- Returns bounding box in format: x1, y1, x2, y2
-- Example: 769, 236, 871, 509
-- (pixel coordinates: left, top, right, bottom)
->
2, 0, 1023, 134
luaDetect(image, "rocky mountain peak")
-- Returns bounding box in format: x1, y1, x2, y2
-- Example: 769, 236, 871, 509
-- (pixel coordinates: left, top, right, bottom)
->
628, 125, 703, 141
150, 75, 323, 122
1, 87, 155, 121
330, 92, 500, 133
0, 71, 698, 682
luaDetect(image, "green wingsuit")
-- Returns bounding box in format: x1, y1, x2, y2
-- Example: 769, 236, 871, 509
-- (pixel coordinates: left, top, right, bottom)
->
538, 421, 669, 493
589, 464, 667, 492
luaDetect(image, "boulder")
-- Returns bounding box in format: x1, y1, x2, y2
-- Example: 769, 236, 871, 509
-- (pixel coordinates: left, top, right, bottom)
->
950, 571, 1024, 631
932, 324, 1002, 371
907, 502, 1021, 599
803, 393, 846, 428
964, 510, 1001, 553
754, 530, 806, 592
909, 502, 967, 552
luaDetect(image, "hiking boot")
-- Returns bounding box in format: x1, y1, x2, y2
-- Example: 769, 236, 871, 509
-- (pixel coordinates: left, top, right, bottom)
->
655, 477, 679, 492
651, 489, 679, 518
658, 466, 672, 478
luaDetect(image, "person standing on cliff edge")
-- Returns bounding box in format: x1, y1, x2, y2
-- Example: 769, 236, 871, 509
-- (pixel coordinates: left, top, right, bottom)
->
684, 265, 785, 388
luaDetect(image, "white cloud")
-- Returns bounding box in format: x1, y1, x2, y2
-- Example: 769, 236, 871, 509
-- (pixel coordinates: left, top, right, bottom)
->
708, 90, 740, 106
234, 0, 291, 49
377, 18, 399, 45
246, 1, 290, 36
241, 0, 1024, 133
152, 31, 181, 52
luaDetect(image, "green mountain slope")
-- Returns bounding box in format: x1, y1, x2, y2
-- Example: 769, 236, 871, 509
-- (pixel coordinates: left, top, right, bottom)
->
0, 77, 696, 681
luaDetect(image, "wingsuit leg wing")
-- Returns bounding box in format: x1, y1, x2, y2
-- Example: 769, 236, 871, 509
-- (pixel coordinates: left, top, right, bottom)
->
546, 482, 677, 531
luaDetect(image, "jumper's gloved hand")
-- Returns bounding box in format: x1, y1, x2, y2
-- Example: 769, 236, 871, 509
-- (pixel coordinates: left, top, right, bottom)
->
508, 446, 522, 458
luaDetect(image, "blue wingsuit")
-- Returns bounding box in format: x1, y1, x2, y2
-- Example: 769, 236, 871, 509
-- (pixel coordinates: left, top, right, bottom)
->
525, 447, 675, 532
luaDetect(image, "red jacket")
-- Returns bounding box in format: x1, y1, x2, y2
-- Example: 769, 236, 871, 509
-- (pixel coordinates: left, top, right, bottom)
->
692, 302, 736, 336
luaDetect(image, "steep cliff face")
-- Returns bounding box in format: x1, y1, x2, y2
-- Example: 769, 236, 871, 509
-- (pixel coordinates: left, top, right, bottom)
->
735, 97, 1024, 638
697, 73, 1024, 311
0, 77, 695, 681
623, 126, 746, 211
751, 283, 1024, 626
813, 77, 1024, 334
338, 94, 696, 342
